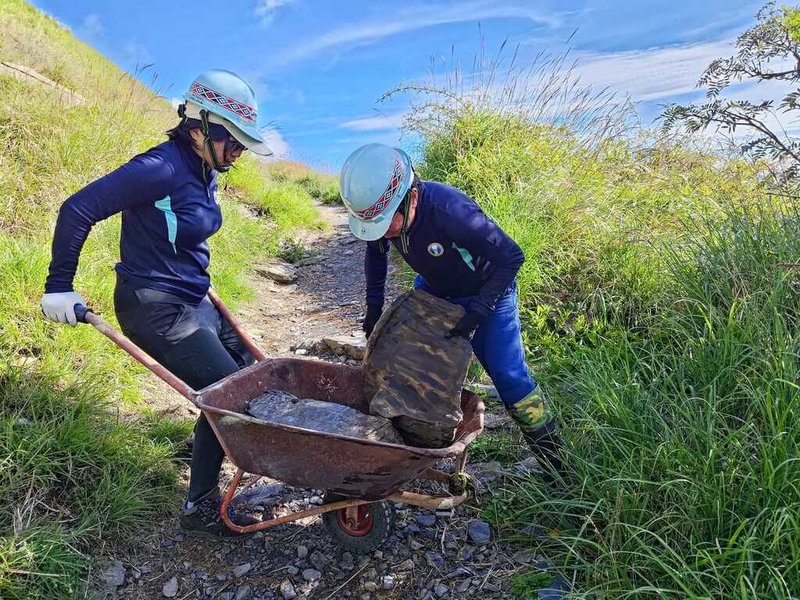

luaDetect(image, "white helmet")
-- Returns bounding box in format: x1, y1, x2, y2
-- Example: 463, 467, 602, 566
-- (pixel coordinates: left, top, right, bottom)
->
339, 143, 414, 241
182, 69, 272, 156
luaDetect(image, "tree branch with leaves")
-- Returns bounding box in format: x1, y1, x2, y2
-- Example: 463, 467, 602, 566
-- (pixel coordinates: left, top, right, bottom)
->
662, 2, 800, 179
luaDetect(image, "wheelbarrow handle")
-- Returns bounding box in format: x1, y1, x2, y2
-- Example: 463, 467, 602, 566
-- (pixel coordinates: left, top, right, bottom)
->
207, 289, 266, 362
73, 303, 197, 401
75, 303, 93, 323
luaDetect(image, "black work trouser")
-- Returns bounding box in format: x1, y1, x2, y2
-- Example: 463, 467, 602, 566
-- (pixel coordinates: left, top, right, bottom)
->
114, 276, 254, 502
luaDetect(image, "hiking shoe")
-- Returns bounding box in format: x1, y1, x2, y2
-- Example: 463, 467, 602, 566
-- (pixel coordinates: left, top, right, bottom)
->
179, 486, 261, 538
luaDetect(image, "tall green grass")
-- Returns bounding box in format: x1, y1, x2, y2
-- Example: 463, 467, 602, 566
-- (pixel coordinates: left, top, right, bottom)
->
489, 207, 800, 598
265, 160, 340, 204
402, 47, 798, 597
0, 0, 322, 596
224, 160, 326, 248
0, 364, 179, 599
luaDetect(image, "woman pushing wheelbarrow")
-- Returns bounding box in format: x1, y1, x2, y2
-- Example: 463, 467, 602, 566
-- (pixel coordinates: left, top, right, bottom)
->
41, 69, 274, 537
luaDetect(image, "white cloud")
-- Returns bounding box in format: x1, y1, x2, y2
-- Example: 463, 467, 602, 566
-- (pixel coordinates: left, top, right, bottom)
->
571, 39, 737, 103
340, 111, 407, 132
255, 0, 294, 26
124, 40, 152, 67
262, 128, 290, 159
274, 1, 562, 66
566, 39, 797, 139
79, 14, 103, 38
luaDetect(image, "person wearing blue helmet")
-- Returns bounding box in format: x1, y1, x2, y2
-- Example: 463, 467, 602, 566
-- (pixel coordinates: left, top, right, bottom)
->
340, 143, 567, 482
40, 70, 273, 537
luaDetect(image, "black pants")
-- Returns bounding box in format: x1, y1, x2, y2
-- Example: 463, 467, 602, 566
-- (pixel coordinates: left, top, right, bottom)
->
114, 277, 254, 501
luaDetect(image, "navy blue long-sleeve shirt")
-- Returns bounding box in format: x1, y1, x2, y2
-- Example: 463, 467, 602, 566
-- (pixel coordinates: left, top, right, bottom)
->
365, 181, 524, 317
45, 140, 221, 304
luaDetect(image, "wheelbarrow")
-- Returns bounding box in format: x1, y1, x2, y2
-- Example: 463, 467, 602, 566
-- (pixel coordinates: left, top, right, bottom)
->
75, 291, 484, 551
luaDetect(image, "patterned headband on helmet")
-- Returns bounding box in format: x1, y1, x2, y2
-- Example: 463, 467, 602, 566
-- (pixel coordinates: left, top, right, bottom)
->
354, 154, 405, 221
187, 80, 257, 124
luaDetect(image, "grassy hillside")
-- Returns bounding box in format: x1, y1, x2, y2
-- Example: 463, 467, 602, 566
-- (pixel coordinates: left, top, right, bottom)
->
405, 63, 798, 598
0, 1, 323, 597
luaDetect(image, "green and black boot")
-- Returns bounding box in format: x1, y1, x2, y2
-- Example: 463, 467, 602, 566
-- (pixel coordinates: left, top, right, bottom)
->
508, 387, 567, 484
180, 486, 261, 539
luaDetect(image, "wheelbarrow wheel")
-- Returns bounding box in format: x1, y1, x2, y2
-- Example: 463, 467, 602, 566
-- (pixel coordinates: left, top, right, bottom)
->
322, 494, 395, 552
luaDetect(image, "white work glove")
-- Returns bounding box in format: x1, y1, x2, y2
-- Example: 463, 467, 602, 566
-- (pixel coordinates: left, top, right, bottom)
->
40, 291, 86, 326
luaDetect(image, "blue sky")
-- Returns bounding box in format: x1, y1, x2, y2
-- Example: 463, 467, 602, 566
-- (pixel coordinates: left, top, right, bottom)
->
31, 0, 773, 170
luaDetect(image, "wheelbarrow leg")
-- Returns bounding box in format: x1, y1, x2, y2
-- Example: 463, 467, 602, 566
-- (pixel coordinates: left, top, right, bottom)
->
220, 468, 374, 535
456, 449, 468, 474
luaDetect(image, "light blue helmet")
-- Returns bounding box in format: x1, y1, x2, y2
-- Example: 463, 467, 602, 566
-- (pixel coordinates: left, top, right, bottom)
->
183, 69, 272, 156
339, 143, 414, 241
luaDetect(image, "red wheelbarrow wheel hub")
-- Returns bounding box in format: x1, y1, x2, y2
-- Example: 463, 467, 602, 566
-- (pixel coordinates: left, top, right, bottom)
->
337, 505, 374, 536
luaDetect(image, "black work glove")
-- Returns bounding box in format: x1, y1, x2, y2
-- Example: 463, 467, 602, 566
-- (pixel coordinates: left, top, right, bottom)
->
445, 310, 484, 340
363, 305, 383, 338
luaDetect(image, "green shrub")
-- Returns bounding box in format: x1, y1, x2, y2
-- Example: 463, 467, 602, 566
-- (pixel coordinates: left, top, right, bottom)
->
401, 47, 797, 597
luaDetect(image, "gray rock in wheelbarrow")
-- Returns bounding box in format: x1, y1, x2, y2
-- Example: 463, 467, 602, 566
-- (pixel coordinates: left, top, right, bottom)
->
364, 290, 472, 448
247, 390, 404, 444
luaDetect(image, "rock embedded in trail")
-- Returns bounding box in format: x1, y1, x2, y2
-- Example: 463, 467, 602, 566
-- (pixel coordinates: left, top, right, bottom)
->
322, 334, 366, 360
457, 546, 475, 561
416, 513, 437, 527
279, 579, 297, 600
302, 568, 322, 581
258, 261, 298, 284
398, 559, 415, 572
310, 550, 329, 571
425, 551, 445, 571
339, 551, 355, 570
482, 410, 512, 430
232, 563, 252, 578
162, 576, 179, 598
100, 560, 126, 588
467, 520, 492, 545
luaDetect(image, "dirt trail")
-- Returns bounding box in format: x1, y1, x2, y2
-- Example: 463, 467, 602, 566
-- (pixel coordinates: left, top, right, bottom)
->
98, 204, 567, 600
239, 201, 393, 356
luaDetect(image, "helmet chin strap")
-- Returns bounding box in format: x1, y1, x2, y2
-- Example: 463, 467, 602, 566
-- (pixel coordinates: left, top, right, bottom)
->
399, 191, 412, 254
199, 109, 230, 174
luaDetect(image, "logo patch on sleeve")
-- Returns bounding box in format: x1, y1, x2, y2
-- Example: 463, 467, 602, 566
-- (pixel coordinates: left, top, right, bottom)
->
427, 242, 444, 257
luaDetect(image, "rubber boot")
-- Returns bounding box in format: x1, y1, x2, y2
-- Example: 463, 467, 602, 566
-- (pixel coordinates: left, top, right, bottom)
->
519, 419, 567, 483
507, 387, 568, 484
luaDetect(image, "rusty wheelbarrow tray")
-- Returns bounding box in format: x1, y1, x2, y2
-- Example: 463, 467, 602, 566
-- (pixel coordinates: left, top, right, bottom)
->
77, 291, 484, 549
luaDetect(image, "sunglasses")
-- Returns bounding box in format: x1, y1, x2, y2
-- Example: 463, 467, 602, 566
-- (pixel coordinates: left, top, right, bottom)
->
224, 134, 246, 154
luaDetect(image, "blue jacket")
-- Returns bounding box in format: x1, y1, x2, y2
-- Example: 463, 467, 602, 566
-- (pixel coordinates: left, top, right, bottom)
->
45, 140, 221, 304
365, 181, 524, 317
